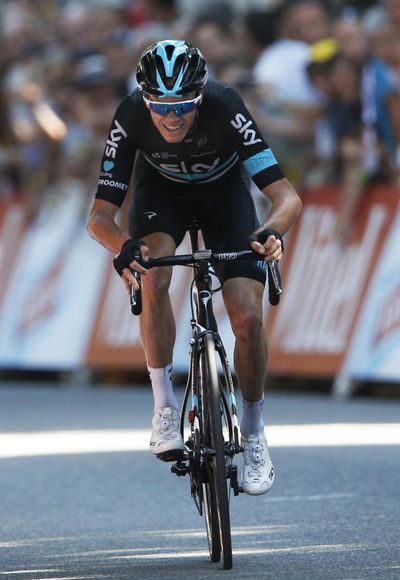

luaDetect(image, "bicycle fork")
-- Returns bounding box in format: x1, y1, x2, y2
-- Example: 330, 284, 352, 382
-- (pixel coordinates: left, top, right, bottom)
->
170, 334, 242, 497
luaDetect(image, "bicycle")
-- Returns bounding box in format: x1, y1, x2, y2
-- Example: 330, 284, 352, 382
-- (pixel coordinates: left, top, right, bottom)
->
129, 220, 282, 569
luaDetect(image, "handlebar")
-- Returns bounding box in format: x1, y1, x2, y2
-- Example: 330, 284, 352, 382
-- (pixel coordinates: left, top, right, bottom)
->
130, 249, 282, 315
144, 249, 258, 268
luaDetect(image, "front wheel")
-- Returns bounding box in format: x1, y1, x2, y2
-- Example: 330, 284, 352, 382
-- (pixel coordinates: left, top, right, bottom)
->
201, 331, 232, 570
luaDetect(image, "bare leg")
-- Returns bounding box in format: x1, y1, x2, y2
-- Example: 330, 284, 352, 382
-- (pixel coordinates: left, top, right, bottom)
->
139, 233, 185, 456
222, 277, 267, 402
223, 277, 275, 494
140, 232, 176, 367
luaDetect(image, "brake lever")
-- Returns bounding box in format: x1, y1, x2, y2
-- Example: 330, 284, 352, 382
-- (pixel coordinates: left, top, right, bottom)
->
267, 260, 282, 306
130, 271, 142, 315
130, 250, 143, 316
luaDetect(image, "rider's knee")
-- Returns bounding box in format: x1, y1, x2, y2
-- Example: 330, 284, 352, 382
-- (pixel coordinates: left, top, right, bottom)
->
142, 268, 171, 298
230, 307, 263, 341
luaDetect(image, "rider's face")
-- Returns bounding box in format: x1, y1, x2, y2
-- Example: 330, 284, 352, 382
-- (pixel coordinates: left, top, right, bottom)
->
147, 94, 200, 143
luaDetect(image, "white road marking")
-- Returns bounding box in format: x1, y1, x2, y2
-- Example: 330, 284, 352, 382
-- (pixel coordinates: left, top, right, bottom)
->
0, 423, 399, 458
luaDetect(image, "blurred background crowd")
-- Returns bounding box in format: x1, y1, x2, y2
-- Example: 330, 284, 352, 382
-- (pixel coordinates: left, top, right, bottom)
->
1, 0, 400, 243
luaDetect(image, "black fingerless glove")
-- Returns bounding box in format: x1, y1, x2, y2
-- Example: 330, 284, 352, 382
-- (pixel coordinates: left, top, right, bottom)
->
113, 239, 147, 276
248, 227, 284, 252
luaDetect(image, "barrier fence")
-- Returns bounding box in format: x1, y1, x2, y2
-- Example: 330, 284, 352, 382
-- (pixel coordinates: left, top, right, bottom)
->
1, 185, 400, 391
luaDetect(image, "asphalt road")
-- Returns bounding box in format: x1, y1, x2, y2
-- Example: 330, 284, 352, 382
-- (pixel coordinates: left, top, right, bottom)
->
0, 382, 399, 580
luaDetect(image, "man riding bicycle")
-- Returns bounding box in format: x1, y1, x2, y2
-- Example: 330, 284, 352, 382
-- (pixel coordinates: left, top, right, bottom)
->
87, 40, 302, 495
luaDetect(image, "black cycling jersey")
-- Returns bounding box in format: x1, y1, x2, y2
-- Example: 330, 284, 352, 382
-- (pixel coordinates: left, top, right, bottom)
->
95, 79, 284, 206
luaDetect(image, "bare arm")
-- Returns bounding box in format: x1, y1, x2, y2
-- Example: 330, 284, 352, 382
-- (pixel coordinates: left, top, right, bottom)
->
259, 177, 302, 234
87, 199, 129, 254
250, 178, 302, 260
87, 198, 148, 290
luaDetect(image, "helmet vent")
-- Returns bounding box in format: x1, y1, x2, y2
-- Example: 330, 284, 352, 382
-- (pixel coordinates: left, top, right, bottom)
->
165, 44, 175, 60
137, 39, 208, 98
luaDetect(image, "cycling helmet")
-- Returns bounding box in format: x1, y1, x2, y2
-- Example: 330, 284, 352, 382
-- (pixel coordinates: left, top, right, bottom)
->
136, 39, 208, 98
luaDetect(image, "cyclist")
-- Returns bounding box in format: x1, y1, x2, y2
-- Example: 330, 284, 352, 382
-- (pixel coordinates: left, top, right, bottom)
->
87, 40, 302, 496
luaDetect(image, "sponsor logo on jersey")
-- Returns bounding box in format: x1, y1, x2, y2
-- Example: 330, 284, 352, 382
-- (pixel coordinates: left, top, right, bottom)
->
159, 158, 220, 174
105, 120, 127, 159
190, 150, 217, 158
98, 179, 128, 191
152, 152, 178, 159
103, 160, 114, 171
197, 136, 207, 147
144, 211, 158, 220
230, 113, 262, 146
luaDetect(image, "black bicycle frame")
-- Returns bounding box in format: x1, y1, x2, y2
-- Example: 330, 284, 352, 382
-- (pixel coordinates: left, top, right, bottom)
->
175, 222, 242, 503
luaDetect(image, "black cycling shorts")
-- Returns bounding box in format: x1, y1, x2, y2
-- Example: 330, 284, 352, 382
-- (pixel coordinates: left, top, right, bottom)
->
129, 154, 267, 285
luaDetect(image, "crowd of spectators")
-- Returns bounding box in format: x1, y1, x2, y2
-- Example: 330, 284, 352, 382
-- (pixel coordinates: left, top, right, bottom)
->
1, 0, 400, 243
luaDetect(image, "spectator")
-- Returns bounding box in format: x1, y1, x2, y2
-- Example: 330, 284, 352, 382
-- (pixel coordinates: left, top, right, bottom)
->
252, 0, 331, 187
370, 21, 400, 89
363, 0, 400, 33
137, 0, 178, 26
0, 0, 397, 234
331, 11, 400, 173
332, 10, 370, 69
237, 7, 280, 69
254, 0, 330, 103
103, 29, 134, 98
307, 31, 400, 244
0, 70, 21, 202
69, 54, 121, 193
189, 15, 238, 79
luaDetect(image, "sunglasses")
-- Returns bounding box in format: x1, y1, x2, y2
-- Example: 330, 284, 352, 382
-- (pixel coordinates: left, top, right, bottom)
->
143, 94, 202, 116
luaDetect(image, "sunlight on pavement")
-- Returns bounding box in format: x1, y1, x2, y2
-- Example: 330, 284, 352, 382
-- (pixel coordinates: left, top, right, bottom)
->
0, 571, 113, 580
0, 524, 389, 578
0, 423, 399, 458
94, 542, 370, 561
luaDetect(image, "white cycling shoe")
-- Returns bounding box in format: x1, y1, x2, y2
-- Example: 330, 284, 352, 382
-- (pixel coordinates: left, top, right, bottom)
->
150, 407, 185, 461
241, 431, 275, 495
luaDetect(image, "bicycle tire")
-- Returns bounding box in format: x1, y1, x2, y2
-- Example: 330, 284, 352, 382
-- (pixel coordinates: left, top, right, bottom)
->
198, 347, 221, 563
201, 331, 232, 570
202, 478, 220, 562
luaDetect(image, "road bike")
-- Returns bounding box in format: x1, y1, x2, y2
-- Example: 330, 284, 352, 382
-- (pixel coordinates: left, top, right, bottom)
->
130, 220, 282, 569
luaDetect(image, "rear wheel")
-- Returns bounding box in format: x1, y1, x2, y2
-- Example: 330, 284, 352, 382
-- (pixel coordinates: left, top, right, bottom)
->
201, 332, 232, 570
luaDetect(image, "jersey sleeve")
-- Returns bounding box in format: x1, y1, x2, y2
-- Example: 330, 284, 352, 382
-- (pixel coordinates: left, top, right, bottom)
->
222, 86, 285, 189
95, 95, 138, 207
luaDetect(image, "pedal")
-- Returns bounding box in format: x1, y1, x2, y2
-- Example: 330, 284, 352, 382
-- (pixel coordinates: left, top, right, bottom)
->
156, 449, 185, 463
229, 464, 241, 496
171, 460, 189, 477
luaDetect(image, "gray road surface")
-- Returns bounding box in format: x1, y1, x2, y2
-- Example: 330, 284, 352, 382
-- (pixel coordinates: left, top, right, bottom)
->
0, 382, 399, 579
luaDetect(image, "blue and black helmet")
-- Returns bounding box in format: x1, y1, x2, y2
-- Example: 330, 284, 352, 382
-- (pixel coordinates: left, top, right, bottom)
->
136, 39, 208, 98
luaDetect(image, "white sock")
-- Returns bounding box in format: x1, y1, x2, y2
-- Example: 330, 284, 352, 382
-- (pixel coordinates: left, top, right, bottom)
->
240, 396, 265, 437
148, 363, 179, 413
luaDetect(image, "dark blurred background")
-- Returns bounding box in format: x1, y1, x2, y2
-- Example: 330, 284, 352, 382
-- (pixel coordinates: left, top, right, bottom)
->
1, 0, 399, 213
